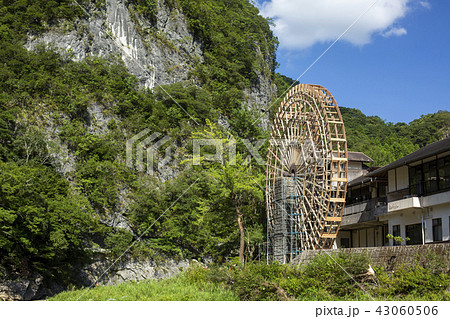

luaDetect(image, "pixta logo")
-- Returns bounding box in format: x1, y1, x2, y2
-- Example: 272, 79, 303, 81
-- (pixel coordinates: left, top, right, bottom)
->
126, 129, 172, 175
126, 129, 269, 175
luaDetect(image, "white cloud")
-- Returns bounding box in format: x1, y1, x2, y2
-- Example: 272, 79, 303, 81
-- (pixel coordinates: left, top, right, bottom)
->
419, 1, 431, 9
382, 27, 407, 37
260, 0, 410, 50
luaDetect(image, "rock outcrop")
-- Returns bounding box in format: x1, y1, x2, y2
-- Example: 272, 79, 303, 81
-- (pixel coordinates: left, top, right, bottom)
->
27, 0, 203, 89
0, 256, 193, 300
0, 273, 64, 301
26, 0, 275, 121
77, 256, 191, 287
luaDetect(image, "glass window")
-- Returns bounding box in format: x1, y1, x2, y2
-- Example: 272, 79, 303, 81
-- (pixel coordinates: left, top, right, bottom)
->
360, 186, 371, 202
340, 238, 350, 248
410, 156, 450, 195
379, 184, 387, 198
438, 156, 450, 191
437, 158, 445, 190
424, 161, 438, 193
432, 218, 442, 242
405, 223, 422, 245
409, 165, 422, 195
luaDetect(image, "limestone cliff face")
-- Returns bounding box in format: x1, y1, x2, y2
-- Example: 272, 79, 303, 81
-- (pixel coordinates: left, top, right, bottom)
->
244, 46, 277, 130
24, 0, 276, 182
27, 0, 203, 88
26, 0, 275, 118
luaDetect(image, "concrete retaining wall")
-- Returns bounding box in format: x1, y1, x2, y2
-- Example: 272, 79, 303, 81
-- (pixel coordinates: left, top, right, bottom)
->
293, 243, 450, 271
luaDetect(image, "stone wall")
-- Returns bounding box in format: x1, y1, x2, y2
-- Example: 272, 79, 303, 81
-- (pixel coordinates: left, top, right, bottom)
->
293, 243, 450, 271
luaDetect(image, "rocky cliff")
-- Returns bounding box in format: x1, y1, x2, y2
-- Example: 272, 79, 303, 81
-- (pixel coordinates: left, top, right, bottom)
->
1, 256, 193, 300
27, 0, 203, 88
26, 0, 275, 112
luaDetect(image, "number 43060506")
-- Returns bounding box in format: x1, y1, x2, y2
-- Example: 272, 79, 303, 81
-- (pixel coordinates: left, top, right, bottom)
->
376, 305, 438, 316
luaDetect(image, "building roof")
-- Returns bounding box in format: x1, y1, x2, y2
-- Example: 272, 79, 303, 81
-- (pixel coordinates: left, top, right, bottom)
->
347, 175, 371, 187
347, 174, 387, 187
348, 151, 373, 163
369, 138, 450, 176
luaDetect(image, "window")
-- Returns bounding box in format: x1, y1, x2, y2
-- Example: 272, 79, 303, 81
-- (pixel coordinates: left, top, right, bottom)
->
378, 184, 387, 198
432, 218, 442, 242
405, 223, 422, 245
383, 224, 389, 246
438, 157, 450, 190
409, 165, 423, 195
340, 238, 350, 248
347, 185, 371, 205
424, 161, 438, 193
392, 224, 400, 246
409, 155, 450, 195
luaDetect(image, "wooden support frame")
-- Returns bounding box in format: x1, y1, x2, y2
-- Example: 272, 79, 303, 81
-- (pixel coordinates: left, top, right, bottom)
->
266, 84, 348, 263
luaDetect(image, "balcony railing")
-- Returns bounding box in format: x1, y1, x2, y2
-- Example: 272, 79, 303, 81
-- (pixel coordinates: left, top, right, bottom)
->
341, 197, 388, 227
343, 197, 387, 216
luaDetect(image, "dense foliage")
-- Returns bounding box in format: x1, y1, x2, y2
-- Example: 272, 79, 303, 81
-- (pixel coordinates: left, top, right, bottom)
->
179, 0, 278, 90
341, 107, 449, 166
0, 162, 100, 280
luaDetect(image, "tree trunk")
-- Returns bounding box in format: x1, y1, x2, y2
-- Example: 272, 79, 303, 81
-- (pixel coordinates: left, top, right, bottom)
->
236, 208, 245, 265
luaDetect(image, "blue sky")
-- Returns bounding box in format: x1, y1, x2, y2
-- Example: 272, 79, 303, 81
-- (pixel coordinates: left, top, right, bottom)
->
257, 0, 450, 124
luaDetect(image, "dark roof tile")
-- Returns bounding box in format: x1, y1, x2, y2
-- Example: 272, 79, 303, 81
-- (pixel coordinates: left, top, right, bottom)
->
369, 138, 450, 176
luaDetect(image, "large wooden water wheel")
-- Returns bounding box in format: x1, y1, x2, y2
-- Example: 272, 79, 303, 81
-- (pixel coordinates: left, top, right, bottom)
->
266, 84, 348, 263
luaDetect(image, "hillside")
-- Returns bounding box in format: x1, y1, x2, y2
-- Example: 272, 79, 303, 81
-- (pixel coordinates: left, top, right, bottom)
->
341, 107, 450, 166
0, 0, 449, 300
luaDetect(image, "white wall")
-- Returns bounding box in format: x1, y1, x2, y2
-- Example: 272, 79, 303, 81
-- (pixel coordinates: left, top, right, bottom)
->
423, 203, 450, 242
382, 209, 422, 245
396, 166, 409, 190
388, 165, 409, 193
348, 161, 363, 182
380, 201, 450, 245
388, 169, 396, 193
337, 226, 385, 248
348, 161, 362, 170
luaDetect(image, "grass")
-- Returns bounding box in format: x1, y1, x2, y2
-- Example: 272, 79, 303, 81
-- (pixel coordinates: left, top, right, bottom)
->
49, 272, 238, 301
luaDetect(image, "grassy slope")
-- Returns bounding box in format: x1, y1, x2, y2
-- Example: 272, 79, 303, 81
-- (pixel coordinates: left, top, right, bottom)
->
49, 252, 450, 301
49, 269, 449, 301
49, 274, 238, 301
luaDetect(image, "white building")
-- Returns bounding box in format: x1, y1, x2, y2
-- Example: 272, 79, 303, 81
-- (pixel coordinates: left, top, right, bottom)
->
337, 138, 450, 247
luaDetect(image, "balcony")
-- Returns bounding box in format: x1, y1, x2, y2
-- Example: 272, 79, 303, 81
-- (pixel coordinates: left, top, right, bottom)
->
383, 189, 449, 214
341, 198, 387, 227
387, 196, 421, 213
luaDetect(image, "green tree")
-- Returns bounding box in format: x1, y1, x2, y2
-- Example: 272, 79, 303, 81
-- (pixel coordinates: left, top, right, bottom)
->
0, 161, 100, 278
191, 121, 264, 263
